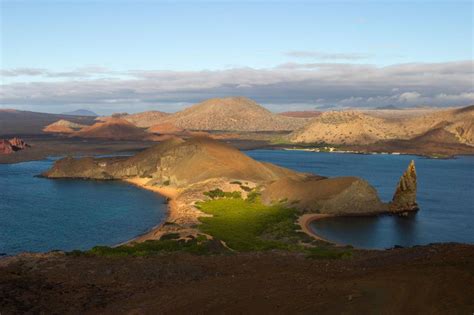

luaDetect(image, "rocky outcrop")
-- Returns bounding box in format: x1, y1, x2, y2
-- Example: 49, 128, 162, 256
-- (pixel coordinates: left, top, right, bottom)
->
0, 137, 30, 154
390, 160, 418, 214
0, 140, 14, 154
8, 137, 29, 150
261, 176, 388, 215
262, 160, 419, 216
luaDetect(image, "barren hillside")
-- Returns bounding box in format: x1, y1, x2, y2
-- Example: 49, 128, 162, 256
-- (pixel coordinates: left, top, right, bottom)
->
43, 120, 87, 134
72, 117, 158, 141
121, 111, 170, 127
290, 111, 400, 145
291, 105, 474, 146
159, 97, 308, 131
278, 111, 321, 118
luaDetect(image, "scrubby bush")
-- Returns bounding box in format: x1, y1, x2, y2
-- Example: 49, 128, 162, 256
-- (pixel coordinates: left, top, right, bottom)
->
204, 189, 241, 199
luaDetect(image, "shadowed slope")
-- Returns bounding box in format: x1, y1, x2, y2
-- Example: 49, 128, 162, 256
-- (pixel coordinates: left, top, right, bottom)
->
72, 117, 158, 141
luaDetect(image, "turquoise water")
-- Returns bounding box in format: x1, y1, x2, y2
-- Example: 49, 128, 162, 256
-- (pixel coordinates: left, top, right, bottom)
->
0, 159, 167, 255
247, 150, 474, 249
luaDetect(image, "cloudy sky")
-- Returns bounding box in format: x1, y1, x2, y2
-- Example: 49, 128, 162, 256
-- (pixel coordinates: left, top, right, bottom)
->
1, 0, 473, 114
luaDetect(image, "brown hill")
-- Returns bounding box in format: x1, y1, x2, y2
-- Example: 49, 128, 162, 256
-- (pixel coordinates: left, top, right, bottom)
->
147, 122, 184, 134
43, 119, 87, 134
159, 97, 307, 132
95, 111, 169, 127
278, 111, 321, 118
290, 111, 397, 145
121, 111, 169, 127
0, 110, 96, 136
290, 105, 474, 146
44, 137, 302, 186
72, 117, 158, 141
398, 106, 474, 145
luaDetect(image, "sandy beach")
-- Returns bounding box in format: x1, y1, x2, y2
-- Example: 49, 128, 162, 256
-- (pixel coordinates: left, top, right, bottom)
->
123, 178, 206, 243
298, 213, 340, 244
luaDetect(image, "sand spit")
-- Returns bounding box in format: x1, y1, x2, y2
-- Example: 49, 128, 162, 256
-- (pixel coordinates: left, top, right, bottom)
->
298, 214, 338, 243
123, 178, 201, 242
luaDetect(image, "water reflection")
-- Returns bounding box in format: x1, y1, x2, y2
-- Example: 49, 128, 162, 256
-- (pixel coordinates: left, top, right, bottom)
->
246, 149, 473, 249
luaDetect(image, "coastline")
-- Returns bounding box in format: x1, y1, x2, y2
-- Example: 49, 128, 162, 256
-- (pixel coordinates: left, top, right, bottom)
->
121, 178, 208, 244
298, 213, 340, 245
122, 178, 181, 243
123, 178, 343, 247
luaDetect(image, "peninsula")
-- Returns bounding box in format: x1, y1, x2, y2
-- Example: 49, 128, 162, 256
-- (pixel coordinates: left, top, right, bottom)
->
43, 137, 418, 243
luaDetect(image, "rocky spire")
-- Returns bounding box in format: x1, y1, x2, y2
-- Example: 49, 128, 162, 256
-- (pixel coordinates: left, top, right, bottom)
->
390, 160, 419, 215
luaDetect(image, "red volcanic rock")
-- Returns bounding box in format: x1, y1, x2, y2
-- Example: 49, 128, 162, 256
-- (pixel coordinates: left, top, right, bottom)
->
0, 140, 14, 154
9, 137, 29, 150
0, 137, 30, 154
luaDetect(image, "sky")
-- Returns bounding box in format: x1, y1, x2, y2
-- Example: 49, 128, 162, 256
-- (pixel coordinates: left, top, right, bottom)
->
0, 0, 473, 114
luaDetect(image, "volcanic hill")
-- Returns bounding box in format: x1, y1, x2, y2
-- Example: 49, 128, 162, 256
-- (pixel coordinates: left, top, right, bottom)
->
158, 97, 307, 132
290, 105, 474, 146
43, 119, 87, 134
147, 122, 184, 134
121, 111, 170, 128
290, 111, 397, 145
72, 117, 158, 141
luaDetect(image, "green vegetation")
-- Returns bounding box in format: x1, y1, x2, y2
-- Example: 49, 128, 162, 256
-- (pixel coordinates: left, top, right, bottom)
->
270, 138, 337, 148
68, 188, 352, 259
239, 185, 252, 192
159, 232, 180, 240
68, 236, 225, 257
162, 179, 170, 186
203, 188, 241, 199
197, 195, 306, 251
306, 246, 353, 259
197, 189, 352, 258
246, 190, 261, 203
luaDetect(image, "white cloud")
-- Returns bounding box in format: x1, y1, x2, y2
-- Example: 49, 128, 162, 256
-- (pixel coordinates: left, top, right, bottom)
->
398, 92, 421, 102
0, 60, 472, 113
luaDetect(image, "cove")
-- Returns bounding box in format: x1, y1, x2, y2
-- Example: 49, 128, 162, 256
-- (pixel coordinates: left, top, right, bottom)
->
0, 159, 167, 255
246, 150, 474, 249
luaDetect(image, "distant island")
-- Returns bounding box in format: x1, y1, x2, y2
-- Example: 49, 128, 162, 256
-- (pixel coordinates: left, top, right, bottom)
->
1, 97, 473, 165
